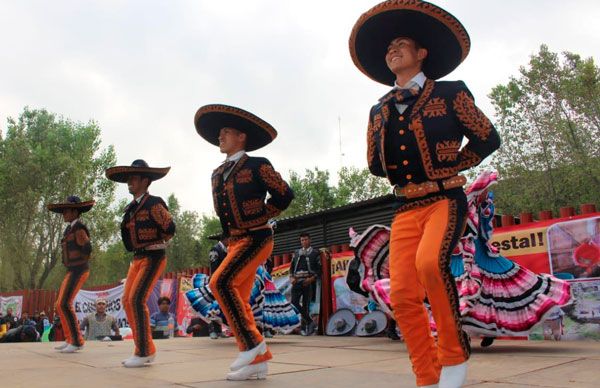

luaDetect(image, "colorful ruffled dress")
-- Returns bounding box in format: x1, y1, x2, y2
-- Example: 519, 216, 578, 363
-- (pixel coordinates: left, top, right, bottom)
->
451, 171, 572, 336
349, 171, 572, 338
186, 265, 300, 334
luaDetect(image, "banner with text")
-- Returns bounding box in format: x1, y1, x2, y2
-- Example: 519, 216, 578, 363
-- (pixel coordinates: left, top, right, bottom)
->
0, 295, 23, 318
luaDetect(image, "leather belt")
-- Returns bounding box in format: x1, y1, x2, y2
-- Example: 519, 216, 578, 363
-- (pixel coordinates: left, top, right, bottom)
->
393, 175, 467, 199
229, 224, 272, 237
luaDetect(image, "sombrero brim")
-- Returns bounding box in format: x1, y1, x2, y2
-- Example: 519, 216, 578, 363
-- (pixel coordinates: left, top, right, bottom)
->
105, 166, 170, 183
356, 311, 388, 337
194, 104, 277, 152
47, 200, 95, 214
326, 309, 357, 336
349, 0, 470, 84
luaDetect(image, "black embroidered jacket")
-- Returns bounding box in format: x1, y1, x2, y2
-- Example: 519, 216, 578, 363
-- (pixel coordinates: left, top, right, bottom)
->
120, 193, 176, 252
367, 79, 501, 187
212, 154, 294, 236
61, 220, 92, 269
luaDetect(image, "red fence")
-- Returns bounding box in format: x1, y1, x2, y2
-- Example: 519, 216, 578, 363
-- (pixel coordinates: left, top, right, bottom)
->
2, 202, 597, 322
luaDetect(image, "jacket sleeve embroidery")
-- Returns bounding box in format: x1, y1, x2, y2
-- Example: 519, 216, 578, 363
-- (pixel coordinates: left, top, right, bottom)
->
453, 83, 501, 171
367, 106, 386, 177
254, 160, 294, 220
149, 201, 176, 241
453, 91, 493, 141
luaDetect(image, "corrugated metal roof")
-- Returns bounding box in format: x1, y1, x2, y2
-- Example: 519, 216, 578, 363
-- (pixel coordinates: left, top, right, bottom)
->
271, 195, 396, 255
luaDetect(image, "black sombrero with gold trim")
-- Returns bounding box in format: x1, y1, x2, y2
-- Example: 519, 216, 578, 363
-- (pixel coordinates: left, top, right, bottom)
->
47, 195, 95, 214
105, 159, 170, 183
194, 104, 277, 152
349, 0, 470, 85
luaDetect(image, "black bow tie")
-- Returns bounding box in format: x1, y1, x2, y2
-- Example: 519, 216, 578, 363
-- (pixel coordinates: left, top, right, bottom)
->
381, 86, 421, 107
216, 160, 235, 176
393, 87, 420, 106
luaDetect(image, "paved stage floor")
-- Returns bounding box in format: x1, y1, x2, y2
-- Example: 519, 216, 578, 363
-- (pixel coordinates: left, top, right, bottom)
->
3, 336, 599, 387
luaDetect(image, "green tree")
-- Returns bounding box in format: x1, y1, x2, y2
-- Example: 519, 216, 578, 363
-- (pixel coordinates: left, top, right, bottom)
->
489, 45, 600, 215
165, 194, 203, 272
0, 108, 117, 291
334, 166, 391, 205
197, 214, 223, 263
281, 167, 336, 218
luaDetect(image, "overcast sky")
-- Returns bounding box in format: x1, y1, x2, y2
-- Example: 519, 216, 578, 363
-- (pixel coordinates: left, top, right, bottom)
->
1, 0, 599, 216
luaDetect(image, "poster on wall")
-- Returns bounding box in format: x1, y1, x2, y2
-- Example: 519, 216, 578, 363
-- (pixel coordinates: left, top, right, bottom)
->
330, 251, 369, 315
0, 295, 23, 318
175, 276, 198, 336
74, 284, 127, 328
529, 278, 600, 341
547, 216, 600, 280
147, 278, 177, 317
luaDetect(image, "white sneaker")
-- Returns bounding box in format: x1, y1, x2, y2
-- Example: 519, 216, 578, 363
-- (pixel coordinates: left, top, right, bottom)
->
439, 361, 467, 388
226, 362, 268, 381
122, 354, 156, 368
60, 344, 82, 353
230, 341, 267, 371
54, 342, 69, 351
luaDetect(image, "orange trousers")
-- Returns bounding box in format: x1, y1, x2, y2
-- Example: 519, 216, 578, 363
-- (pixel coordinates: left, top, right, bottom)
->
389, 197, 469, 387
123, 254, 166, 357
56, 268, 89, 347
210, 229, 274, 352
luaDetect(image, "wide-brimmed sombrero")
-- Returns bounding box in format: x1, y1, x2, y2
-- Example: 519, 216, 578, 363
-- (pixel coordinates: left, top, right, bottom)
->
105, 159, 170, 183
356, 310, 388, 337
349, 0, 470, 84
47, 195, 95, 214
325, 309, 357, 336
194, 104, 277, 152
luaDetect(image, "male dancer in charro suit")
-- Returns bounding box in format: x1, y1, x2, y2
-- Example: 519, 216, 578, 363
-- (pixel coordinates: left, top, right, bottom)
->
195, 104, 294, 380
349, 1, 501, 386
48, 196, 95, 354
105, 160, 175, 368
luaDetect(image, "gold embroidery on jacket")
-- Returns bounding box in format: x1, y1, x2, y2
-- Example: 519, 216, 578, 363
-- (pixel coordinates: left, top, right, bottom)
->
136, 209, 150, 221
423, 97, 447, 118
236, 168, 253, 184
453, 91, 492, 140
436, 140, 461, 162
150, 204, 173, 231
138, 228, 158, 241
457, 148, 482, 171
259, 164, 287, 195
411, 115, 460, 179
242, 199, 263, 216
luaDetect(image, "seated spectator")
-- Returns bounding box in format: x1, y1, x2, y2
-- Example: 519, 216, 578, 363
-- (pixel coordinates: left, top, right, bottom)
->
186, 317, 210, 337
2, 307, 19, 330
0, 325, 39, 343
80, 298, 120, 340
150, 296, 179, 338
35, 311, 49, 338
0, 316, 7, 338
17, 312, 35, 327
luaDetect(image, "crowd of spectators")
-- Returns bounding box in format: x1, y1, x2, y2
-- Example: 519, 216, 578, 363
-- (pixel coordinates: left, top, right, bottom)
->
1, 299, 120, 343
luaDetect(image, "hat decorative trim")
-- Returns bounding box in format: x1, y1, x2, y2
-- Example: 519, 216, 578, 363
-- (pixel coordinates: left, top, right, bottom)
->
194, 104, 277, 152
349, 0, 470, 84
47, 198, 95, 214
105, 163, 170, 183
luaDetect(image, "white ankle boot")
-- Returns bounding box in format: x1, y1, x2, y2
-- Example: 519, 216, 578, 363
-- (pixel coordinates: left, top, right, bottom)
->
122, 354, 156, 368
226, 362, 268, 381
60, 344, 82, 353
54, 342, 68, 351
439, 361, 467, 388
230, 341, 268, 371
